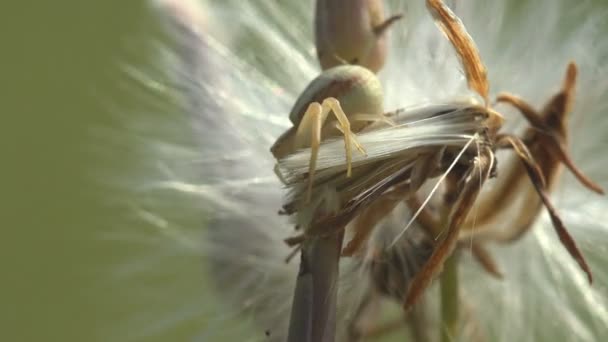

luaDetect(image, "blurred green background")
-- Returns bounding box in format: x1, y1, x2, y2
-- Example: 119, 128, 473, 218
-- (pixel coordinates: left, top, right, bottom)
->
1, 1, 184, 341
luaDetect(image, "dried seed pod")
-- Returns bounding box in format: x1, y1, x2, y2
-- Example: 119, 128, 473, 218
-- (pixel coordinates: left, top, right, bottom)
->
314, 0, 402, 73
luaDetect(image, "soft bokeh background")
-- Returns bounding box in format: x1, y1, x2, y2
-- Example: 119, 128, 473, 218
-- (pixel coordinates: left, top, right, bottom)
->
2, 2, 185, 341
2, 1, 607, 341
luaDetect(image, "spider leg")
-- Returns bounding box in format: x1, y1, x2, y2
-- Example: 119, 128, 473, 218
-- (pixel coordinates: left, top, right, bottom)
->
293, 102, 324, 202
331, 121, 366, 156
348, 113, 397, 127
293, 98, 368, 202
323, 97, 367, 161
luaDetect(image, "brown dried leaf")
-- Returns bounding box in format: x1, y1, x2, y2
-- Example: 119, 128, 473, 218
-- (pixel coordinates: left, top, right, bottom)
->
426, 0, 489, 105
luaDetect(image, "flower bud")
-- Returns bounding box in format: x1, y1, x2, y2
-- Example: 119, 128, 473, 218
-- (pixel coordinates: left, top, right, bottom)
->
314, 0, 401, 73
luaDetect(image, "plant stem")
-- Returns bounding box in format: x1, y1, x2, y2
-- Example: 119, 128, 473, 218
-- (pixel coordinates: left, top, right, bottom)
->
287, 231, 344, 342
440, 251, 460, 342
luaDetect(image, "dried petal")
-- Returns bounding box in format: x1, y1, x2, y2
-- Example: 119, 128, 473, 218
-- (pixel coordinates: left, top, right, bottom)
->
426, 0, 489, 105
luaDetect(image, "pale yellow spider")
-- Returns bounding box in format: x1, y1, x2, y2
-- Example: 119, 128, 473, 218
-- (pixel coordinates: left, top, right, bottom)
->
270, 64, 394, 201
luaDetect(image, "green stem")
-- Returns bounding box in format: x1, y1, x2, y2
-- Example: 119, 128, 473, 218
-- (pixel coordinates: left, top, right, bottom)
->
440, 252, 460, 342
287, 231, 344, 342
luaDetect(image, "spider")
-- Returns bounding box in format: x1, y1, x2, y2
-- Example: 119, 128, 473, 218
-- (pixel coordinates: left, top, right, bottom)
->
274, 0, 603, 312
